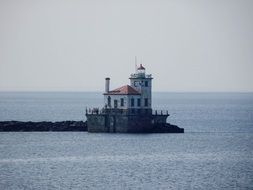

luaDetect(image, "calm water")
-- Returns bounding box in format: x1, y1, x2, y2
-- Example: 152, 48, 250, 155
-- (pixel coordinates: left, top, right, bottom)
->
0, 92, 253, 189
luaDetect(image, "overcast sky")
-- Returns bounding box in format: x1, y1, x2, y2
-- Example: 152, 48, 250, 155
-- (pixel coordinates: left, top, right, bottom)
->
0, 0, 252, 92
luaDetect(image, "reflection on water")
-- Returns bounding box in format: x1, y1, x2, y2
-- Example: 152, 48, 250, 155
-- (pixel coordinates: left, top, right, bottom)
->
0, 132, 252, 189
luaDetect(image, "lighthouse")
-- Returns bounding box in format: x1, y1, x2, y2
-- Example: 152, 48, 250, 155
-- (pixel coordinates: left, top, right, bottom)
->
103, 64, 153, 115
85, 63, 184, 133
129, 64, 153, 112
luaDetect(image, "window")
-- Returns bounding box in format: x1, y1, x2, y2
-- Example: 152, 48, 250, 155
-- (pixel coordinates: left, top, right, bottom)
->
120, 98, 124, 107
114, 100, 118, 108
144, 98, 148, 107
107, 96, 111, 107
131, 98, 135, 107
137, 98, 141, 107
145, 81, 148, 87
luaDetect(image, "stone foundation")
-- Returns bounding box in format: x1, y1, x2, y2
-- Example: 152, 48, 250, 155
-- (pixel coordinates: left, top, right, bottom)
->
86, 109, 184, 133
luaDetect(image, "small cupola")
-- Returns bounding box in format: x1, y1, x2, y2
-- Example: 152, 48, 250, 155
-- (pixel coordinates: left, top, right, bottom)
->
137, 64, 145, 77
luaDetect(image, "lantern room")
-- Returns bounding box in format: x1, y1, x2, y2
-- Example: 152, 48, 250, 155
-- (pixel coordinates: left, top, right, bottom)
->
137, 64, 145, 77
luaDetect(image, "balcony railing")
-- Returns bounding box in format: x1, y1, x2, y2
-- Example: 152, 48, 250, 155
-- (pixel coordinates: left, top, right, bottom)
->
85, 108, 169, 116
130, 74, 153, 78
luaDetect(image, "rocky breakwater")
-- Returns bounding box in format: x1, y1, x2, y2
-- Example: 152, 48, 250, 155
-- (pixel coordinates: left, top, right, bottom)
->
152, 123, 184, 133
0, 121, 87, 132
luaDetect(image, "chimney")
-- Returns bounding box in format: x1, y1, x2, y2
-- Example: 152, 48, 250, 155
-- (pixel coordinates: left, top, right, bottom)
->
105, 77, 110, 93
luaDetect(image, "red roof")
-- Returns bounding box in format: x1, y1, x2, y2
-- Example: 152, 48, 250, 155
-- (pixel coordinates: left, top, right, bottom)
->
137, 64, 145, 70
104, 85, 140, 95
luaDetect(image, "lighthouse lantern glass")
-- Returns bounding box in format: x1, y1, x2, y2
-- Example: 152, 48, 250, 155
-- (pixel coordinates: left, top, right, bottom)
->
137, 64, 145, 77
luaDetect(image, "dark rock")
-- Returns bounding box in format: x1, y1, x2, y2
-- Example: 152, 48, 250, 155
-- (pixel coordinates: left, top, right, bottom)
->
152, 123, 184, 133
0, 121, 87, 132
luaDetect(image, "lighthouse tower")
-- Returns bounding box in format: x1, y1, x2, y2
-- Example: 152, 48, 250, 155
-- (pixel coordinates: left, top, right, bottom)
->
85, 62, 184, 133
129, 64, 153, 113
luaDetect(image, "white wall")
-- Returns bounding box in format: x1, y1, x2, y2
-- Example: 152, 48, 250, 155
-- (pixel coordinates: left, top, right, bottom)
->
130, 78, 152, 109
104, 94, 141, 109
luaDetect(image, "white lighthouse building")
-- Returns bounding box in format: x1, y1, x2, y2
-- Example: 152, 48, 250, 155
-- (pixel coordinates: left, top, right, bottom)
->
103, 64, 153, 113
86, 63, 184, 133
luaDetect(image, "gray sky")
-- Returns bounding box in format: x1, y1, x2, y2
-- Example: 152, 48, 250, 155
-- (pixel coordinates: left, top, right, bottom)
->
0, 0, 252, 92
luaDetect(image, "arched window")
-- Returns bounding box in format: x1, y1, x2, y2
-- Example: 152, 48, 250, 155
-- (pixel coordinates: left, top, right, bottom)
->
137, 98, 141, 107
144, 98, 148, 107
120, 98, 124, 107
114, 100, 118, 108
107, 96, 111, 107
131, 98, 135, 107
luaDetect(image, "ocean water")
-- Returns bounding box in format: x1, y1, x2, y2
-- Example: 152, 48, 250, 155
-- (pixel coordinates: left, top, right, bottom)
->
0, 92, 253, 189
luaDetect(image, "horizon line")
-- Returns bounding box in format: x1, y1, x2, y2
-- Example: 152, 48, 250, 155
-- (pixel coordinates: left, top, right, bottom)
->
0, 90, 253, 93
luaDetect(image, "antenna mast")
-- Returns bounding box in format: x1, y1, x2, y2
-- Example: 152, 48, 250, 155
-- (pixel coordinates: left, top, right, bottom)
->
135, 56, 137, 72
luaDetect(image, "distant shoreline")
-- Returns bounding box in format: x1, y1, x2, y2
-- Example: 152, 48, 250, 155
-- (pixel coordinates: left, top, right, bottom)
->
0, 121, 87, 132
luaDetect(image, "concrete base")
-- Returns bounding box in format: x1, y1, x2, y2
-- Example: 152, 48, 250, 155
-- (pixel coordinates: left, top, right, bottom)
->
86, 112, 184, 133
